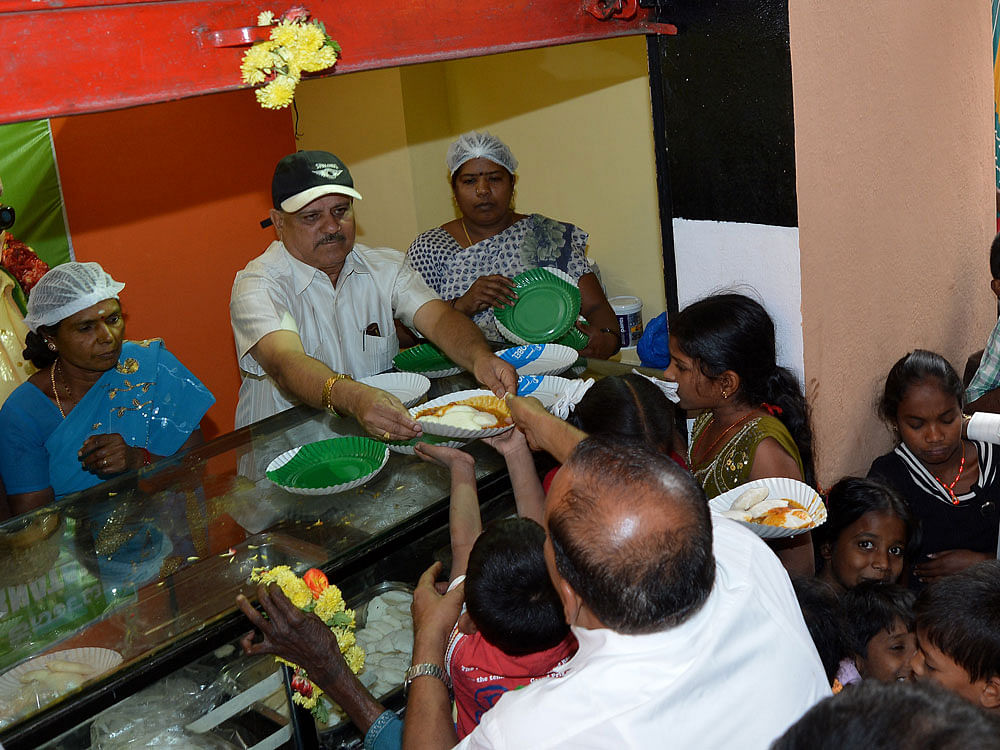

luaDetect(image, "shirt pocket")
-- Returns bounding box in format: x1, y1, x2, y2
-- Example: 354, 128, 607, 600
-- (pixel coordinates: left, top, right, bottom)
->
362, 332, 397, 376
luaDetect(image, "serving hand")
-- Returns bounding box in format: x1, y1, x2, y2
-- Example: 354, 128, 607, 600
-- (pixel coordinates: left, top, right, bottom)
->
453, 275, 517, 315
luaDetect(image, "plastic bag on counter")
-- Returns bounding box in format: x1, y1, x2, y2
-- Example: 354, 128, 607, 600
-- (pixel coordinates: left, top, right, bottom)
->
637, 311, 670, 370
90, 667, 230, 748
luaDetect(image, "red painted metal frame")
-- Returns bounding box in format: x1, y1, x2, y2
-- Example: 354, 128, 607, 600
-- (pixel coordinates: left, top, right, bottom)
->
4, 0, 675, 125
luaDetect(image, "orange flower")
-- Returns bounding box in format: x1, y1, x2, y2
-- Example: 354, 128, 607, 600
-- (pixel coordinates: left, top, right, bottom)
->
303, 568, 329, 599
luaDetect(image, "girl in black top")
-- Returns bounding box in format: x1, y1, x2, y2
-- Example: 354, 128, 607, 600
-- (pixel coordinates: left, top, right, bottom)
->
867, 350, 998, 585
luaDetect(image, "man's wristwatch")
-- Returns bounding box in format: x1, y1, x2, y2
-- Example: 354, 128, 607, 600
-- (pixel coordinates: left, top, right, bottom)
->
403, 663, 451, 695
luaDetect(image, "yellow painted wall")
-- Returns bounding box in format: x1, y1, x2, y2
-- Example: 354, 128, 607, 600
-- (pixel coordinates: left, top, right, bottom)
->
293, 36, 665, 319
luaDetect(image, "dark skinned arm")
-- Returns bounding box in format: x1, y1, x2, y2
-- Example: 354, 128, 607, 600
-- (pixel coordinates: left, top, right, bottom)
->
237, 584, 387, 736
576, 273, 620, 360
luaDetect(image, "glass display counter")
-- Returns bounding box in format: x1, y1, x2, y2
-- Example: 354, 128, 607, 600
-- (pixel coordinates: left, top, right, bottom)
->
0, 358, 655, 749
0, 371, 516, 750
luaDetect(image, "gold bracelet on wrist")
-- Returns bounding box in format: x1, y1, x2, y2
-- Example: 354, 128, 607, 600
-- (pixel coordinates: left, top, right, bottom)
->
322, 372, 354, 417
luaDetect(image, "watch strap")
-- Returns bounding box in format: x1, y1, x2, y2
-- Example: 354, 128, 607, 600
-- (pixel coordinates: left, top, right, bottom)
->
404, 662, 450, 695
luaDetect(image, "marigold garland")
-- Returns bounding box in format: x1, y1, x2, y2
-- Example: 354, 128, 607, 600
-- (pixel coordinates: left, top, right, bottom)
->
250, 565, 363, 723
240, 6, 341, 110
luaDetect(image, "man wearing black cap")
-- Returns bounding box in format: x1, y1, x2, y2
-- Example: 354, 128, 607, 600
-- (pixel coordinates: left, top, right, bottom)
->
231, 151, 517, 436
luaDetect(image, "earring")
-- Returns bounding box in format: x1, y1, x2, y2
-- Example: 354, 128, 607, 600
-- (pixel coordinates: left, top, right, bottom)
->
721, 390, 728, 399
46, 341, 57, 352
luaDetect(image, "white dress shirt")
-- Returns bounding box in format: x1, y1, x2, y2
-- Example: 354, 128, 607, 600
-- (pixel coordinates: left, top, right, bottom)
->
230, 241, 438, 428
457, 517, 830, 750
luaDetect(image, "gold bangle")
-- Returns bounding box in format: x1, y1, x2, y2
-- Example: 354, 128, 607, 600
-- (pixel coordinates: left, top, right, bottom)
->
322, 372, 353, 416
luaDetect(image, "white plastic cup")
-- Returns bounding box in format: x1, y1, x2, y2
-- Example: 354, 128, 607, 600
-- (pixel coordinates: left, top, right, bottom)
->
609, 295, 643, 348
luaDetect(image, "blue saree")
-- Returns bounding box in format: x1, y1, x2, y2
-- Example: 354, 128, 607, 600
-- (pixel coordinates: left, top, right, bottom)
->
0, 339, 214, 498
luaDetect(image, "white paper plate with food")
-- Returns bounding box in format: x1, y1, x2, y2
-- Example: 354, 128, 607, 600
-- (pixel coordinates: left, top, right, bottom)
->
358, 372, 431, 408
0, 647, 122, 698
709, 478, 826, 539
516, 375, 574, 410
410, 389, 514, 439
497, 344, 578, 377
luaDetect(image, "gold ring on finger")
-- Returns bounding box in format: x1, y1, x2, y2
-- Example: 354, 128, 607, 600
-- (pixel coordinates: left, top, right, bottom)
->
382, 431, 391, 440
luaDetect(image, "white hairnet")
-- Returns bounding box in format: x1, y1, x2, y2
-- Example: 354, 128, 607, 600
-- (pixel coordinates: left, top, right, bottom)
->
446, 131, 518, 177
23, 261, 125, 332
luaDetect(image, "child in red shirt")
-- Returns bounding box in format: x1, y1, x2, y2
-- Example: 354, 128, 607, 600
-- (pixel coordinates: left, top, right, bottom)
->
415, 441, 577, 739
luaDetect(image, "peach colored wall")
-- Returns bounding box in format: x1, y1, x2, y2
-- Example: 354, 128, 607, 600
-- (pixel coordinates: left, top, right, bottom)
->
790, 1, 996, 484
51, 92, 295, 435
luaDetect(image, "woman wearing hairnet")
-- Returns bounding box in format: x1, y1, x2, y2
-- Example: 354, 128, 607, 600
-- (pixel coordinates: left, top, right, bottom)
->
405, 131, 620, 359
0, 262, 214, 516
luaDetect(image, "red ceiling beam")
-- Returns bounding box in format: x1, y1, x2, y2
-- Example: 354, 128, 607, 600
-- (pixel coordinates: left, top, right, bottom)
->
4, 0, 675, 125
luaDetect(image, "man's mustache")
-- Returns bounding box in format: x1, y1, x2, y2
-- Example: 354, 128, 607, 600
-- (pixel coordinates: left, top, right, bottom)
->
316, 232, 347, 246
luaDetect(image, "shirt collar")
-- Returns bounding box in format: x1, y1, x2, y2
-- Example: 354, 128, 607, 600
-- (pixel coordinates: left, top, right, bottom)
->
278, 241, 365, 294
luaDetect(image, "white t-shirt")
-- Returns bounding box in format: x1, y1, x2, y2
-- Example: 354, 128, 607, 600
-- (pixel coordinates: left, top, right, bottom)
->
457, 517, 830, 750
230, 241, 438, 427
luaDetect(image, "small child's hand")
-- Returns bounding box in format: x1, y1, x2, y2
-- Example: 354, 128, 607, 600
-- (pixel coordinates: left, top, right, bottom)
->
414, 442, 476, 471
483, 427, 529, 456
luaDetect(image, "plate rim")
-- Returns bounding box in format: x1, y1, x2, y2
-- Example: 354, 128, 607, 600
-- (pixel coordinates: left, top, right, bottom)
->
266, 437, 390, 495
493, 269, 581, 343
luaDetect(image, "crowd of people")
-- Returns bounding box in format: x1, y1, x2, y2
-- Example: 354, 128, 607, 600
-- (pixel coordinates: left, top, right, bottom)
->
2, 132, 1000, 747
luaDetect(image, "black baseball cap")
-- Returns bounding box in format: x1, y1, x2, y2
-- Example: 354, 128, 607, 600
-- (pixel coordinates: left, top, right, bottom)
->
272, 150, 363, 211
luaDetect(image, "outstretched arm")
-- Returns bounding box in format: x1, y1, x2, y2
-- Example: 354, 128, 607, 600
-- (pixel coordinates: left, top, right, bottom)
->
415, 443, 480, 581
484, 428, 545, 523
251, 330, 420, 440
403, 562, 463, 750
507, 395, 587, 463
412, 299, 517, 398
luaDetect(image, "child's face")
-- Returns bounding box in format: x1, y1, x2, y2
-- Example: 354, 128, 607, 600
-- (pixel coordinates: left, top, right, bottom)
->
894, 379, 963, 467
858, 617, 915, 682
827, 510, 907, 588
912, 628, 991, 706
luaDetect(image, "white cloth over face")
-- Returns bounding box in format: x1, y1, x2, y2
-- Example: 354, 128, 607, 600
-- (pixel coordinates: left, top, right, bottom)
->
230, 241, 438, 428
456, 516, 831, 750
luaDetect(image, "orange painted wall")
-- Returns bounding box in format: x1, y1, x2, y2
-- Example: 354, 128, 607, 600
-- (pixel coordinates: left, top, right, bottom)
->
49, 92, 295, 436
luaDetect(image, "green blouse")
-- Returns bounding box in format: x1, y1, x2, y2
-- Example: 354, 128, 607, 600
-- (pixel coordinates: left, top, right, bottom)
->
688, 412, 805, 500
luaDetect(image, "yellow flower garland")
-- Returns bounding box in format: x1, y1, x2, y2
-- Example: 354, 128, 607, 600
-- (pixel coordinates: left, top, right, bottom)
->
249, 565, 363, 722
240, 7, 341, 110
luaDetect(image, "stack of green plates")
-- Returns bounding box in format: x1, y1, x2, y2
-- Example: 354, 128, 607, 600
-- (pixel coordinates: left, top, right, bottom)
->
393, 344, 462, 378
266, 437, 389, 495
494, 268, 581, 344
555, 326, 589, 350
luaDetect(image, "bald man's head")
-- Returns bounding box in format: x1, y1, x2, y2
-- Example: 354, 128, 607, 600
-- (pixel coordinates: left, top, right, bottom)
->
546, 437, 715, 634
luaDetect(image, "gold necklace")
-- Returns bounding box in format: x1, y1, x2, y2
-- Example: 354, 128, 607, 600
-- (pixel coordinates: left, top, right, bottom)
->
460, 219, 475, 248
50, 361, 67, 418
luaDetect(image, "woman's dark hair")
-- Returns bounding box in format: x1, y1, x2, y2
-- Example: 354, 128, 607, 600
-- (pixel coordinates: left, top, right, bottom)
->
567, 374, 675, 457
815, 477, 920, 572
877, 349, 965, 425
23, 326, 59, 369
671, 292, 815, 486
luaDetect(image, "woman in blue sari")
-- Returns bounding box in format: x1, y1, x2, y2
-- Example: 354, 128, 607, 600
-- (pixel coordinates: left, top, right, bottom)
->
0, 262, 214, 516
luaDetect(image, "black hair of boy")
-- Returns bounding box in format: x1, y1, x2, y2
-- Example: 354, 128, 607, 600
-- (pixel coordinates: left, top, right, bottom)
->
790, 577, 850, 683
465, 517, 569, 657
772, 680, 1000, 750
914, 560, 1000, 684
842, 582, 915, 659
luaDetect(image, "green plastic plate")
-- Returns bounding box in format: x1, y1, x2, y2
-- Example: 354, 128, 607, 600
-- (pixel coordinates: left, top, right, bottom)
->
494, 268, 581, 344
266, 437, 389, 495
393, 344, 458, 374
